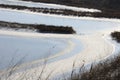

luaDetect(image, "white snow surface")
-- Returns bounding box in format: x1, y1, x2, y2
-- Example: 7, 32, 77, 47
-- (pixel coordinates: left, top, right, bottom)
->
0, 9, 120, 34
0, 0, 101, 12
0, 30, 83, 70
0, 34, 68, 69
0, 7, 120, 80
0, 30, 116, 80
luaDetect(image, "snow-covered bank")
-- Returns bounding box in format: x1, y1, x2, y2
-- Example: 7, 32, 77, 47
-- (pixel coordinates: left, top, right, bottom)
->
0, 0, 101, 12
0, 9, 120, 34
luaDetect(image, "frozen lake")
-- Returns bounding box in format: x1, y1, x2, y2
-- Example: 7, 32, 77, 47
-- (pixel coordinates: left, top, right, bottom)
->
0, 35, 69, 69
0, 32, 83, 70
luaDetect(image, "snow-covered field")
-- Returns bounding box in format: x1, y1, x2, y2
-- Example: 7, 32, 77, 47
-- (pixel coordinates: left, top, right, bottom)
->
0, 0, 120, 79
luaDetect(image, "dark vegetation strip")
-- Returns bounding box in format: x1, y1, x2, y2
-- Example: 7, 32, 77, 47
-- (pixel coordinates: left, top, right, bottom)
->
0, 21, 76, 34
1, 4, 120, 19
21, 0, 120, 12
0, 4, 94, 17
21, 0, 120, 18
0, 4, 98, 17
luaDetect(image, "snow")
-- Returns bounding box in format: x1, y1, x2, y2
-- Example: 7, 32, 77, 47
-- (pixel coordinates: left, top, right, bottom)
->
0, 5, 120, 80
0, 30, 83, 70
0, 9, 120, 34
5, 32, 114, 80
0, 0, 101, 12
0, 34, 68, 69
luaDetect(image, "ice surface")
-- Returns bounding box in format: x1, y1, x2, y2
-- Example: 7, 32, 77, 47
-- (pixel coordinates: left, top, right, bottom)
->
0, 35, 68, 69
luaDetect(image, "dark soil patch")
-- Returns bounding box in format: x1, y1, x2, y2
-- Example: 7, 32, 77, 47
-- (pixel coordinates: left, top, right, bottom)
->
111, 31, 120, 43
